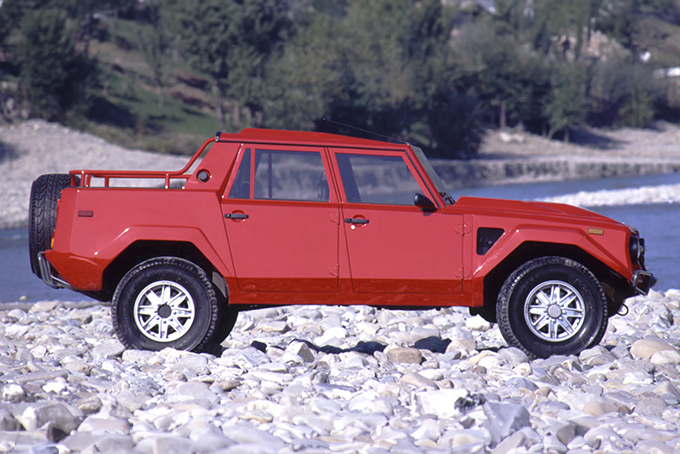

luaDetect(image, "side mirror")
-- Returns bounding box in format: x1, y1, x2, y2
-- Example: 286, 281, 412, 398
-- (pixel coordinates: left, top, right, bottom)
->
414, 193, 437, 212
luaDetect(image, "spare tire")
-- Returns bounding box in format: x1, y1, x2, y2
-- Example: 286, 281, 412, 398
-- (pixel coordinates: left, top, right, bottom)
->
28, 174, 73, 276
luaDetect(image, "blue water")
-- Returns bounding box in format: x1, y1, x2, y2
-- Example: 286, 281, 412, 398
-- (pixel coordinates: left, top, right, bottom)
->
1, 172, 677, 302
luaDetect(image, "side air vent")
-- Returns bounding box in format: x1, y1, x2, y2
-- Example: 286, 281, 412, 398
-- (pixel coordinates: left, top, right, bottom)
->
477, 228, 504, 255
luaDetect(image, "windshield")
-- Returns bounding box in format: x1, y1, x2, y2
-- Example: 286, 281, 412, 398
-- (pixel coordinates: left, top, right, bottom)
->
411, 146, 455, 206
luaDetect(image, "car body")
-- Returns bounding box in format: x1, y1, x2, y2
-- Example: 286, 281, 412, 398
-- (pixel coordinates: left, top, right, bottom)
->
29, 129, 655, 357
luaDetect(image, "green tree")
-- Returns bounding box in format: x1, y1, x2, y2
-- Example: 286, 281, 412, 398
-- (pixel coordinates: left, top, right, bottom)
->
14, 8, 94, 120
165, 0, 291, 129
140, 1, 172, 108
544, 64, 589, 141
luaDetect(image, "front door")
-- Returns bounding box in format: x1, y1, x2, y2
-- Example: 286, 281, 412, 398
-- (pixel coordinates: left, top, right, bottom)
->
222, 145, 339, 293
333, 149, 463, 295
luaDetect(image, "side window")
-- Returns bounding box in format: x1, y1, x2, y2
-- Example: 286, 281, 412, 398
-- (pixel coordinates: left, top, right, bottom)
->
335, 153, 422, 205
228, 148, 251, 199
229, 149, 328, 201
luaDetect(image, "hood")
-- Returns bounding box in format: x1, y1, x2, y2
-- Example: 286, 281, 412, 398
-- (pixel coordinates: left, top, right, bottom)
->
454, 196, 621, 225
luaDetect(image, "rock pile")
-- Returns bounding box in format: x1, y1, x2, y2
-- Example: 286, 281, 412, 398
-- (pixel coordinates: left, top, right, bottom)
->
1, 290, 680, 453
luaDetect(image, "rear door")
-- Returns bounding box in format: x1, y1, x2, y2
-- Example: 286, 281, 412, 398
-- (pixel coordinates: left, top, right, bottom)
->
332, 148, 463, 295
221, 145, 339, 293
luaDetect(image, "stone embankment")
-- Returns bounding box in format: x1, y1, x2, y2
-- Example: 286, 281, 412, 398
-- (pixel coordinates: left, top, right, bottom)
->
433, 158, 680, 190
0, 291, 679, 453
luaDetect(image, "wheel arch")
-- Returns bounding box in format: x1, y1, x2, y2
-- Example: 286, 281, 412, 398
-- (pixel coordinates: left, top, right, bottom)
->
101, 240, 228, 302
474, 241, 623, 323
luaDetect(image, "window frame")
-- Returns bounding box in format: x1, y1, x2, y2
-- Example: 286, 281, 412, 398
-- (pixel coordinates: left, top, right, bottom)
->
331, 148, 437, 207
224, 144, 337, 204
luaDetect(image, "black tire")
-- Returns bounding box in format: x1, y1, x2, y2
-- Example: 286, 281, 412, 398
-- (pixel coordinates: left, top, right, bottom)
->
112, 257, 220, 352
28, 174, 72, 276
496, 257, 607, 359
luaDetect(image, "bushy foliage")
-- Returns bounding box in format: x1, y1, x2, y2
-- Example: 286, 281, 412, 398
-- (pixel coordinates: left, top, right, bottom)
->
15, 9, 94, 120
1, 0, 678, 157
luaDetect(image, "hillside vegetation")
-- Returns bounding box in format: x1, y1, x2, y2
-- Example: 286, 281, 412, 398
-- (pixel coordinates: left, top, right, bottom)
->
1, 0, 680, 157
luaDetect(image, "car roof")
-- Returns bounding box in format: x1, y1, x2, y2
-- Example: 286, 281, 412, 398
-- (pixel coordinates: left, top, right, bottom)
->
216, 128, 406, 150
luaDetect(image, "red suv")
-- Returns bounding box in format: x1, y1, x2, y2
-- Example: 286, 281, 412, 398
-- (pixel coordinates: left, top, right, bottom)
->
29, 129, 655, 358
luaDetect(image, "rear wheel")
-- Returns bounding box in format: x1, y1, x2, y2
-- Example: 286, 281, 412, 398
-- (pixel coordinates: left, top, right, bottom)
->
112, 257, 220, 352
28, 174, 73, 276
496, 256, 607, 358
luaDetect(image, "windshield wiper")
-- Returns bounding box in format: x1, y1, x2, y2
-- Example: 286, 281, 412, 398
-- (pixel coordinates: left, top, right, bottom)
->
440, 192, 455, 205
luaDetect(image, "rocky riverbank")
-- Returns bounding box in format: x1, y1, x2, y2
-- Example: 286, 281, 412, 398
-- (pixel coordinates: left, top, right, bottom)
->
1, 291, 680, 453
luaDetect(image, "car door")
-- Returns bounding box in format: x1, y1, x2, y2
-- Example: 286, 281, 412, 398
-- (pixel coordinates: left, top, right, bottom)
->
333, 148, 464, 295
221, 145, 340, 293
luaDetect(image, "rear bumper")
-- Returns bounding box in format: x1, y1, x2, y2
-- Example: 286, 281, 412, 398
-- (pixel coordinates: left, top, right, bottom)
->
38, 252, 74, 291
631, 270, 656, 295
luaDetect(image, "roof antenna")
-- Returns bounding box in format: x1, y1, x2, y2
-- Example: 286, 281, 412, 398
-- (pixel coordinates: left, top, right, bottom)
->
320, 118, 407, 144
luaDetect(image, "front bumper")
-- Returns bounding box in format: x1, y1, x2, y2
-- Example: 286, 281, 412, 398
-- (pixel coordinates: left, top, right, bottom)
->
631, 270, 656, 295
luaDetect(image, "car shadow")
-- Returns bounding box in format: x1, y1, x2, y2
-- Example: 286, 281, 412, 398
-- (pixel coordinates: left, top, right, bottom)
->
247, 336, 498, 356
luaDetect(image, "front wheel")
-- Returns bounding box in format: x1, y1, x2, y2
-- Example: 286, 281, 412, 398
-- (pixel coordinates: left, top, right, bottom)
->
496, 257, 607, 358
112, 257, 220, 352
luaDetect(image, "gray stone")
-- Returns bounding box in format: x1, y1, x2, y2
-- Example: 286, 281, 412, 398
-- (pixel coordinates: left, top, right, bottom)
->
215, 379, 241, 392
91, 339, 126, 362
91, 434, 135, 453
122, 349, 158, 364
62, 357, 92, 375
68, 309, 93, 324
483, 402, 531, 446
168, 380, 218, 408
630, 338, 677, 360
221, 424, 285, 448
497, 348, 529, 367
22, 402, 80, 433
543, 434, 567, 454
13, 370, 68, 384
285, 341, 315, 363
635, 395, 669, 417
399, 372, 437, 389
29, 302, 59, 314
75, 396, 103, 415
78, 415, 130, 435
61, 431, 104, 452
190, 426, 236, 454
1, 383, 25, 403
551, 422, 576, 445
490, 431, 525, 454
385, 347, 422, 364
172, 353, 209, 373
0, 409, 21, 431
416, 389, 468, 419
633, 440, 676, 454
582, 400, 619, 416
150, 435, 193, 454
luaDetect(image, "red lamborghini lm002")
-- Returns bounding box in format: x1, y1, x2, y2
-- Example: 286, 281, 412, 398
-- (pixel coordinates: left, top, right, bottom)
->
29, 129, 655, 358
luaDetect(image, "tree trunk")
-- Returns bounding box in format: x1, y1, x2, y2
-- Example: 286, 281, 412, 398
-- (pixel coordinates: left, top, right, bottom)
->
499, 100, 507, 129
233, 101, 241, 131
212, 80, 226, 129
564, 127, 570, 143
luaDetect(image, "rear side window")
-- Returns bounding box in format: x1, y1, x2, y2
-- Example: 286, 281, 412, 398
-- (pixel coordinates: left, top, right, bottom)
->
228, 148, 329, 202
335, 153, 422, 205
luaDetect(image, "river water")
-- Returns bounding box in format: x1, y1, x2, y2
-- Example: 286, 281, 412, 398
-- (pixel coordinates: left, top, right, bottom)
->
1, 172, 678, 302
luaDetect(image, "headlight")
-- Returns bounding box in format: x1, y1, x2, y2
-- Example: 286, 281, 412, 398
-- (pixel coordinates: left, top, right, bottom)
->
629, 235, 645, 265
